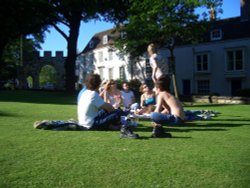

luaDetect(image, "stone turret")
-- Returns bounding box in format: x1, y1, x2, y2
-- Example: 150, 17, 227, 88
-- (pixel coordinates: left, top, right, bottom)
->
241, 0, 250, 21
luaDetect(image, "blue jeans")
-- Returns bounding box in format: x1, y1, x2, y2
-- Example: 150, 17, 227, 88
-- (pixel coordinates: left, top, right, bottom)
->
92, 109, 126, 130
150, 112, 183, 126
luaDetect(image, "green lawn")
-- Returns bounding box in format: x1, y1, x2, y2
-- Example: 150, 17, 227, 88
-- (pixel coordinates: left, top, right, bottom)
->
0, 90, 250, 188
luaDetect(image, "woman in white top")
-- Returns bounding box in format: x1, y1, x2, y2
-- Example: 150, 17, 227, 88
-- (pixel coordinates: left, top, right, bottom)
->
147, 43, 165, 83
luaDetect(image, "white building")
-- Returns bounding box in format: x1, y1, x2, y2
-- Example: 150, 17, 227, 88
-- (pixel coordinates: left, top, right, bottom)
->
77, 0, 250, 97
76, 29, 153, 84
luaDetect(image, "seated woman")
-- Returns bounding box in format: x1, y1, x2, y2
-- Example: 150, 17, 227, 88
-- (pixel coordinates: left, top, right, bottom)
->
135, 83, 156, 115
100, 79, 122, 109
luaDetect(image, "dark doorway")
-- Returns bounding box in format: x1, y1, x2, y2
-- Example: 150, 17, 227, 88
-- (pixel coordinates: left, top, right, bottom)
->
231, 79, 242, 96
182, 79, 191, 95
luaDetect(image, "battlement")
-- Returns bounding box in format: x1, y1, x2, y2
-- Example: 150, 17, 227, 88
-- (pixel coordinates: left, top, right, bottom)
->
35, 51, 66, 57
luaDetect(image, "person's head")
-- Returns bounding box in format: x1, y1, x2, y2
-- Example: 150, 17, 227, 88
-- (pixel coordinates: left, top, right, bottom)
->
155, 75, 171, 92
101, 80, 107, 87
85, 73, 101, 90
106, 79, 117, 90
147, 43, 157, 56
139, 83, 150, 93
122, 82, 129, 91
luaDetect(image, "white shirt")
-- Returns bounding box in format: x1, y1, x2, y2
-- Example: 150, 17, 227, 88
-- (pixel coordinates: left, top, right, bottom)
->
77, 89, 104, 129
150, 53, 165, 80
121, 90, 135, 108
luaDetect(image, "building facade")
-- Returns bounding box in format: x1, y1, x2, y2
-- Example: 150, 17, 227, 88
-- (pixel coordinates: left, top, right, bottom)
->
77, 0, 250, 96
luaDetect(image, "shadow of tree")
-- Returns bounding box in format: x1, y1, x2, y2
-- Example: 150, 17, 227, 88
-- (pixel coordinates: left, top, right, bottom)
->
0, 90, 77, 105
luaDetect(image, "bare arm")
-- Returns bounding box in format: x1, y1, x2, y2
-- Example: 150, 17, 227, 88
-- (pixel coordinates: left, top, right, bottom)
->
154, 94, 163, 113
140, 94, 145, 108
103, 91, 109, 103
100, 102, 115, 112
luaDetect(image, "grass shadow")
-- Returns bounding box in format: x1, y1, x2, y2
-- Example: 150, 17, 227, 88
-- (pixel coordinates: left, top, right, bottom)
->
0, 90, 77, 105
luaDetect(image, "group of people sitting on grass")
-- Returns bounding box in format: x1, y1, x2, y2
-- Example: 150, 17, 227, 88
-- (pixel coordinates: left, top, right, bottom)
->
34, 73, 185, 139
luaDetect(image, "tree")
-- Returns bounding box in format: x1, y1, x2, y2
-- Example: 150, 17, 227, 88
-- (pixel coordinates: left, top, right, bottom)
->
115, 0, 222, 98
49, 0, 129, 93
0, 0, 56, 65
0, 34, 45, 84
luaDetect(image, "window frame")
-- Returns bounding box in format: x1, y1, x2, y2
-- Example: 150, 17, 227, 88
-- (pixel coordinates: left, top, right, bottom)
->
195, 53, 210, 73
197, 80, 210, 95
98, 51, 103, 63
225, 48, 244, 72
210, 29, 222, 41
102, 35, 108, 44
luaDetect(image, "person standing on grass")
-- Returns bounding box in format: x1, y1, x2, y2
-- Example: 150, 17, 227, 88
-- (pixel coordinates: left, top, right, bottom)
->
147, 43, 166, 84
150, 75, 185, 138
77, 73, 139, 138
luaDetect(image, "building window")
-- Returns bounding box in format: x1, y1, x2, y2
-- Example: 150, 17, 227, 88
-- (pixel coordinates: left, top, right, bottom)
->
98, 51, 103, 62
108, 51, 113, 61
108, 68, 113, 80
195, 53, 210, 72
120, 32, 127, 39
226, 49, 243, 71
89, 41, 94, 48
103, 35, 108, 44
98, 67, 104, 80
119, 66, 125, 80
210, 29, 222, 41
197, 80, 210, 94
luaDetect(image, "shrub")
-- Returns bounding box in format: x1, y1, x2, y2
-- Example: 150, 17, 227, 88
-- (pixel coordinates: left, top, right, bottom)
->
235, 88, 250, 97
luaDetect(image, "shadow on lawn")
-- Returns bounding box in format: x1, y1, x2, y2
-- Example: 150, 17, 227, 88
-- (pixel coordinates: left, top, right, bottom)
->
183, 103, 231, 108
135, 125, 227, 133
0, 90, 77, 105
0, 111, 17, 117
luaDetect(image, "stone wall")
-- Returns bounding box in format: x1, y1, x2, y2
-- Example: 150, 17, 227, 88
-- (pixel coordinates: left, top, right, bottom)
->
181, 95, 250, 104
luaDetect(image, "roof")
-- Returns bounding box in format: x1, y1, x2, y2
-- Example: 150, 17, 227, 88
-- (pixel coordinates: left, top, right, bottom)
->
81, 28, 121, 54
204, 16, 250, 42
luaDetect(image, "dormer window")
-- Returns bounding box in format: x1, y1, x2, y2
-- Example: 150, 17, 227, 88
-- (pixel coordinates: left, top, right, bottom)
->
120, 32, 127, 39
103, 35, 108, 44
89, 40, 94, 48
210, 29, 222, 41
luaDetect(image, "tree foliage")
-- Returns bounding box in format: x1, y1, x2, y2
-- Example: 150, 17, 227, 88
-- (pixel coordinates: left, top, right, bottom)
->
0, 0, 56, 65
114, 0, 222, 97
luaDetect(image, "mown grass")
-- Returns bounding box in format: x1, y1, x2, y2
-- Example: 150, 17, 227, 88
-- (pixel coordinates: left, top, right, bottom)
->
0, 90, 250, 188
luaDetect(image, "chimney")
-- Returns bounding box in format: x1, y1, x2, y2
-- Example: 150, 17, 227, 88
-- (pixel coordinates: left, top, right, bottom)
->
209, 7, 216, 21
241, 0, 250, 21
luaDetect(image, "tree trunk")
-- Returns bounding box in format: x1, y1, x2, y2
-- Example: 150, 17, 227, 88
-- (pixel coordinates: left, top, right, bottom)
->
169, 48, 179, 98
64, 14, 81, 93
0, 38, 9, 65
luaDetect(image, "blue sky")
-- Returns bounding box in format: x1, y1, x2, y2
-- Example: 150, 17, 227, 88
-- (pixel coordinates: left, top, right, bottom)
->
39, 0, 241, 56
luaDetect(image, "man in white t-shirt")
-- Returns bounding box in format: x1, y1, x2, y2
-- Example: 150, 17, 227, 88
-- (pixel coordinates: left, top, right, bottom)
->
77, 74, 139, 138
120, 82, 139, 110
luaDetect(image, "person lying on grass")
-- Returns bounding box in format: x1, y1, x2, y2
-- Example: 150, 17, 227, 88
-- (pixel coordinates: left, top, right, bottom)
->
150, 75, 185, 138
